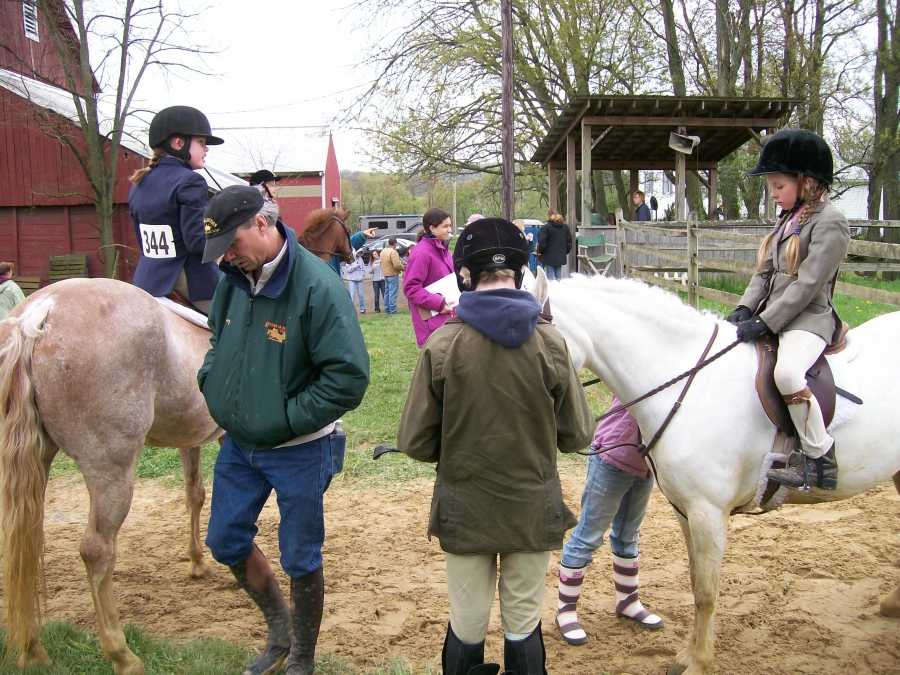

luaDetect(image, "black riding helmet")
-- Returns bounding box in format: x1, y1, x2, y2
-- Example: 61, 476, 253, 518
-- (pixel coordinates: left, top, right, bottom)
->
747, 129, 833, 185
148, 106, 224, 164
453, 218, 531, 292
248, 169, 280, 186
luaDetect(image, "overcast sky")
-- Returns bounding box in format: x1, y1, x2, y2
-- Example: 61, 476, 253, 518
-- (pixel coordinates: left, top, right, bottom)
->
136, 1, 380, 173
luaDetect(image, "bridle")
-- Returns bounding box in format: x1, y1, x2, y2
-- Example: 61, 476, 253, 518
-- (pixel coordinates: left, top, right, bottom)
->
300, 214, 354, 262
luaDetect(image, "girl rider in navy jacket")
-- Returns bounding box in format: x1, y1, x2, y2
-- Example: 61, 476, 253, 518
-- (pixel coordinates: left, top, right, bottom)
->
129, 106, 224, 314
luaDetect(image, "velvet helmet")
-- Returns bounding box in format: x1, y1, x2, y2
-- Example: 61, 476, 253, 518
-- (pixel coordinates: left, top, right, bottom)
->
747, 129, 833, 185
148, 106, 224, 164
453, 218, 531, 291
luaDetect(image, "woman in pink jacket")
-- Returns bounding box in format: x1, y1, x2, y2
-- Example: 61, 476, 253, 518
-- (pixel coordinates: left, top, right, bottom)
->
403, 208, 454, 347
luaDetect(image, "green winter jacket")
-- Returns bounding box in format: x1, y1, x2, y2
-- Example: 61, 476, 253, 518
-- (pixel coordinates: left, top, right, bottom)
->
198, 225, 370, 450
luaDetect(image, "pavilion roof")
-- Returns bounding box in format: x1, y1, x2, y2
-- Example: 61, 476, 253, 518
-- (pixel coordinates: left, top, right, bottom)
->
531, 95, 799, 170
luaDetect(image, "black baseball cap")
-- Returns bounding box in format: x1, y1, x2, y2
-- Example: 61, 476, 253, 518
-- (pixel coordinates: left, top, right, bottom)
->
202, 186, 264, 264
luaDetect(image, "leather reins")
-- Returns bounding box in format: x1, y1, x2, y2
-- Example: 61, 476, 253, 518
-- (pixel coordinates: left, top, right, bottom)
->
301, 215, 354, 261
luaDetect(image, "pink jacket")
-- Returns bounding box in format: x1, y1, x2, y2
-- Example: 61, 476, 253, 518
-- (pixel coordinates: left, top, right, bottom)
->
594, 397, 651, 478
403, 237, 454, 347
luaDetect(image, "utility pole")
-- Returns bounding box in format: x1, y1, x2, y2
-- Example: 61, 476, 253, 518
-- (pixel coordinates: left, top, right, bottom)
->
452, 173, 458, 234
500, 0, 514, 221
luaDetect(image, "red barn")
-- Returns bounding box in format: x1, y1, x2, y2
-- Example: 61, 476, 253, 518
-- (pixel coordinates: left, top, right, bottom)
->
236, 134, 341, 231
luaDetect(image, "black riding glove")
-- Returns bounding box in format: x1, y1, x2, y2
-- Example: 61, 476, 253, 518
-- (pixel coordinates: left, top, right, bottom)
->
726, 305, 751, 325
736, 316, 771, 342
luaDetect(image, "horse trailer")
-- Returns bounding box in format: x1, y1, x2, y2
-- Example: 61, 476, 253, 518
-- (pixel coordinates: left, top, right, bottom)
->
358, 214, 423, 236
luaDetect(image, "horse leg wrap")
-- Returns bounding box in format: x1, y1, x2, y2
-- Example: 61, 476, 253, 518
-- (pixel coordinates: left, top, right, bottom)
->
555, 564, 588, 645
284, 566, 324, 675
612, 554, 664, 630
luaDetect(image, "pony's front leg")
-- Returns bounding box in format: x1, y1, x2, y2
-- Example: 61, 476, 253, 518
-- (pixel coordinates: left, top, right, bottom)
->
80, 462, 145, 675
668, 505, 728, 675
179, 445, 212, 578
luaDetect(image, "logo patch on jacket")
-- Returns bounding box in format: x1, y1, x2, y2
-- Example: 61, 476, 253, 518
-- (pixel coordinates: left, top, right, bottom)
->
266, 322, 286, 343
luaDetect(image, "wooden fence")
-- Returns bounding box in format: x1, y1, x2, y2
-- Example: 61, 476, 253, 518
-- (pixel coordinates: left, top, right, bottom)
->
592, 213, 900, 309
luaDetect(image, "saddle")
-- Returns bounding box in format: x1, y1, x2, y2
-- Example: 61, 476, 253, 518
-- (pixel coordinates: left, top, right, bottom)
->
754, 322, 849, 435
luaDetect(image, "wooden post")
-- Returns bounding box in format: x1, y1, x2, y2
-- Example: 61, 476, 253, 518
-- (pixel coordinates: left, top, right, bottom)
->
616, 207, 626, 277
764, 182, 774, 219
675, 126, 687, 221
686, 212, 698, 308
500, 0, 514, 220
548, 167, 558, 213
566, 135, 577, 274
629, 169, 639, 219
581, 122, 592, 234
708, 168, 718, 220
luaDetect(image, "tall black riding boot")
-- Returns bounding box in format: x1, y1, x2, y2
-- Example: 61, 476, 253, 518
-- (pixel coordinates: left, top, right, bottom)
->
230, 548, 292, 675
503, 622, 548, 675
442, 623, 500, 675
284, 566, 325, 675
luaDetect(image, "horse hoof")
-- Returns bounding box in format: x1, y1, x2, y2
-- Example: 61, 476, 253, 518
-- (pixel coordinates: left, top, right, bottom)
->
189, 560, 214, 579
19, 643, 52, 668
113, 656, 146, 675
880, 587, 900, 618
667, 665, 687, 675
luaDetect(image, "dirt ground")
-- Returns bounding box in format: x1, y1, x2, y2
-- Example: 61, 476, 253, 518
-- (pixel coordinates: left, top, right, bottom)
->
39, 470, 900, 675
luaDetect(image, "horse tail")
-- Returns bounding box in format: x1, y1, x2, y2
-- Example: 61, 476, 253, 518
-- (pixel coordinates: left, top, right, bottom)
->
0, 296, 54, 654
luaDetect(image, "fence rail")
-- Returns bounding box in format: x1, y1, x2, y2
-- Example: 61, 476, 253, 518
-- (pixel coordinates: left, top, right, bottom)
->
611, 213, 900, 309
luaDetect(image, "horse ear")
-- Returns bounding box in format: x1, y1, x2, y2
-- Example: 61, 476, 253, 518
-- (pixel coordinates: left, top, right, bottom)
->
340, 208, 352, 220
532, 267, 548, 305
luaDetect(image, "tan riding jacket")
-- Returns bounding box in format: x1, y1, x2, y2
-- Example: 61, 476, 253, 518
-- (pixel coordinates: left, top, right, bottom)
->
739, 195, 850, 344
380, 246, 406, 277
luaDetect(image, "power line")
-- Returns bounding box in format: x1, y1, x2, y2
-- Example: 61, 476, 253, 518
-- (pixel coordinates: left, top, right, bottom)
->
208, 83, 371, 116
216, 125, 329, 130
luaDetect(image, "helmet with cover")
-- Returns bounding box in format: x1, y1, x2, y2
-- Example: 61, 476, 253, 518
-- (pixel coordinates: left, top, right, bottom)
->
148, 106, 224, 164
453, 218, 531, 292
746, 129, 833, 185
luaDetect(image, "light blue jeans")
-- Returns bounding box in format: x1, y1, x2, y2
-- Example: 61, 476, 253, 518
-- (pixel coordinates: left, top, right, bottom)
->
383, 275, 399, 314
348, 280, 365, 312
544, 265, 563, 281
561, 456, 655, 567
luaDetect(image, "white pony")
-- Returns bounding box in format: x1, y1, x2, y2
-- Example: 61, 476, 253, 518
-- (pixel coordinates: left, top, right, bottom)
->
530, 270, 900, 675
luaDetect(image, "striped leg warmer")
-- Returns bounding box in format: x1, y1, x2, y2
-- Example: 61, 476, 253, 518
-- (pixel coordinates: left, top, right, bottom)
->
612, 553, 664, 630
555, 564, 588, 645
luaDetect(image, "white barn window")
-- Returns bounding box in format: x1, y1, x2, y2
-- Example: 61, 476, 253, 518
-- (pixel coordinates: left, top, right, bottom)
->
23, 1, 40, 43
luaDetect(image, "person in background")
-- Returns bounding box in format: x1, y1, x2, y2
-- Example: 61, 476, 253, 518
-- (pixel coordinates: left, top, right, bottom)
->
403, 208, 455, 347
537, 209, 572, 281
466, 213, 485, 226
248, 169, 280, 201
128, 105, 224, 314
370, 249, 385, 313
328, 225, 378, 277
0, 262, 25, 321
345, 250, 367, 314
380, 238, 406, 315
513, 218, 537, 260
605, 213, 616, 226
633, 191, 651, 222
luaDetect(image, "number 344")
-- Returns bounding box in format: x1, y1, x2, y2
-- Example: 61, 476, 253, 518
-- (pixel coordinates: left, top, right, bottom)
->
139, 224, 176, 259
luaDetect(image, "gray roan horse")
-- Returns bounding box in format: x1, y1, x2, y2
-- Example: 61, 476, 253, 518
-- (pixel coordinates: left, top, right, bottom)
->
0, 278, 221, 675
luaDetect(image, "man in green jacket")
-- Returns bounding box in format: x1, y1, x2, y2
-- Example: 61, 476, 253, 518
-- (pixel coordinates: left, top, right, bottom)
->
198, 186, 369, 675
398, 218, 594, 675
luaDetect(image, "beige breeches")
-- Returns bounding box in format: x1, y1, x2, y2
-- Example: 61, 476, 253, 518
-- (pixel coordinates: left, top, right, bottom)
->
445, 551, 551, 644
774, 329, 833, 458
174, 268, 212, 314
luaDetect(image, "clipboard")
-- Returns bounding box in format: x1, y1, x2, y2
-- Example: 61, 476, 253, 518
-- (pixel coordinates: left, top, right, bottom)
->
417, 273, 461, 319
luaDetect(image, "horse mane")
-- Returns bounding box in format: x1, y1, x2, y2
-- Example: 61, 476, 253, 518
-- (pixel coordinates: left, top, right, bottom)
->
300, 208, 350, 240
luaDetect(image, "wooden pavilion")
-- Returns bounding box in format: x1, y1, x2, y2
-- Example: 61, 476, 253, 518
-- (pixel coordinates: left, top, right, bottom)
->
530, 96, 798, 265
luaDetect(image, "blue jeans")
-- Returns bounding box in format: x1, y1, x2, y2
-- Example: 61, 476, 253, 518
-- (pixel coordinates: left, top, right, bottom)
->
561, 456, 655, 566
544, 265, 563, 281
384, 275, 399, 314
348, 280, 365, 312
206, 433, 338, 578
372, 279, 384, 311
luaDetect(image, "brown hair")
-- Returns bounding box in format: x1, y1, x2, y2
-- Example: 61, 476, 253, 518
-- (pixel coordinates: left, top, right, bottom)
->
0, 262, 12, 276
418, 207, 451, 241
756, 174, 828, 275
547, 209, 564, 224
129, 148, 166, 185
633, 190, 645, 201
458, 266, 515, 289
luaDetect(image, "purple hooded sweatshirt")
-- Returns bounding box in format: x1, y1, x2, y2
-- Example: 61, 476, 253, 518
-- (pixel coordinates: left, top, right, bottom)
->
403, 236, 454, 347
594, 397, 650, 478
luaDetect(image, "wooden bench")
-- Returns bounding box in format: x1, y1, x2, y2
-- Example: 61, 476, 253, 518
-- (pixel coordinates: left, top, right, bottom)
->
14, 276, 41, 295
577, 235, 616, 276
49, 254, 89, 283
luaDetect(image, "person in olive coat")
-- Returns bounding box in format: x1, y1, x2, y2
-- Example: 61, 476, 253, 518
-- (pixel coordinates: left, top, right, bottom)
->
537, 209, 572, 281
398, 218, 594, 675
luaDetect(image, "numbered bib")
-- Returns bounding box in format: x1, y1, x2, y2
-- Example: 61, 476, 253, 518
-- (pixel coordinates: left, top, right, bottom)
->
139, 224, 176, 259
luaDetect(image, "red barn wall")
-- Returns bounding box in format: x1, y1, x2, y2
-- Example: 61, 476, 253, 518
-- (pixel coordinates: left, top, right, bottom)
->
276, 175, 324, 232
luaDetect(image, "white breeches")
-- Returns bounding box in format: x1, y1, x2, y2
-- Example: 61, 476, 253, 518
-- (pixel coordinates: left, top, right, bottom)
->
774, 329, 833, 458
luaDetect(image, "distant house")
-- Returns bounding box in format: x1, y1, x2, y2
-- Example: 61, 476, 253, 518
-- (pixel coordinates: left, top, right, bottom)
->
0, 0, 242, 286
236, 134, 341, 231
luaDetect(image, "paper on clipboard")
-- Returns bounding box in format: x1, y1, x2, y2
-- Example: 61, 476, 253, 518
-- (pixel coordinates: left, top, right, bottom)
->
420, 273, 461, 318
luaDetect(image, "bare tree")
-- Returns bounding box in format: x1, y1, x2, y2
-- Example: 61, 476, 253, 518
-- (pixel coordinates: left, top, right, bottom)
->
0, 0, 212, 277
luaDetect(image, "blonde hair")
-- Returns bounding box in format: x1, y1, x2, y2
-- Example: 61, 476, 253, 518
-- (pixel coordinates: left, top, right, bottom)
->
129, 148, 166, 185
512, 219, 525, 232
457, 267, 515, 289
547, 209, 564, 224
756, 174, 828, 275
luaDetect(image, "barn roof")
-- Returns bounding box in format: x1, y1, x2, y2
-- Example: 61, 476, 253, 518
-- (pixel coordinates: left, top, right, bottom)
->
212, 128, 333, 174
531, 95, 799, 169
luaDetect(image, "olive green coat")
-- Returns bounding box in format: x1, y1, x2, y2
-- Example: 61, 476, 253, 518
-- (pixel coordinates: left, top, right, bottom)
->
397, 317, 595, 555
740, 196, 850, 343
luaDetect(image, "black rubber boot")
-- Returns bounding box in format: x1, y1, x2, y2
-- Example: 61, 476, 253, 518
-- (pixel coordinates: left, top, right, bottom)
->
230, 551, 292, 675
284, 566, 325, 675
442, 623, 500, 675
503, 622, 548, 675
767, 443, 838, 491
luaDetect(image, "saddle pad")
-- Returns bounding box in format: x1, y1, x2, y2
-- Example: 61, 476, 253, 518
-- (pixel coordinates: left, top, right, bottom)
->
755, 335, 835, 436
155, 296, 210, 330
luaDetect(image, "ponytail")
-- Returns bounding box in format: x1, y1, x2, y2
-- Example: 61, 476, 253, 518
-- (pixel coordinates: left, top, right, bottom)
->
129, 148, 166, 185
755, 173, 828, 275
